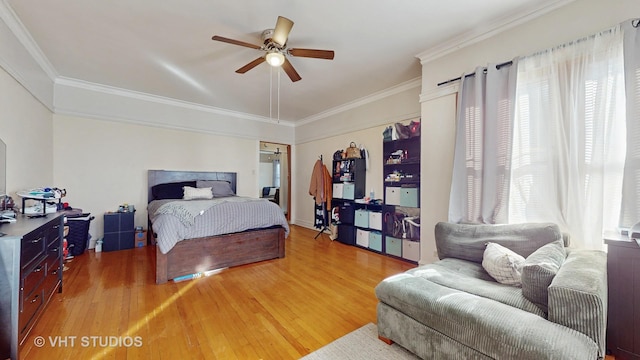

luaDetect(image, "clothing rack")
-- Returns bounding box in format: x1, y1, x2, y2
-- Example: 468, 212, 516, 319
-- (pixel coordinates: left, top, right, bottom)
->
314, 155, 329, 239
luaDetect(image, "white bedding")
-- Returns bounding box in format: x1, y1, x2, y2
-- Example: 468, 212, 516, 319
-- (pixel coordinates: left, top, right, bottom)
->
148, 196, 290, 254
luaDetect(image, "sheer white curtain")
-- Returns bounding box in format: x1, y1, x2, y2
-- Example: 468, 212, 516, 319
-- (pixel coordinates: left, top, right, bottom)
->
620, 20, 640, 227
450, 24, 630, 249
509, 25, 626, 249
449, 64, 518, 224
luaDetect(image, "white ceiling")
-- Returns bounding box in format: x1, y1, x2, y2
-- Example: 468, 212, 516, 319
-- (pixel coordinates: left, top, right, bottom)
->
6, 0, 568, 123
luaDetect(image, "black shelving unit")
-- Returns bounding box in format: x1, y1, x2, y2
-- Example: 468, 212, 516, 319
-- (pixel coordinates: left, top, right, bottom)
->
382, 135, 421, 263
331, 158, 365, 245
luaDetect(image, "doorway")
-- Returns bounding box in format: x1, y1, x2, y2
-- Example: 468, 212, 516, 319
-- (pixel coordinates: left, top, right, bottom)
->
259, 141, 291, 221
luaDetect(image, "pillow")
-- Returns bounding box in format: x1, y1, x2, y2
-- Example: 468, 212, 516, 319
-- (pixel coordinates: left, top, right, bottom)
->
197, 180, 235, 197
521, 239, 566, 312
482, 242, 525, 286
151, 181, 196, 200
268, 187, 277, 196
182, 186, 213, 200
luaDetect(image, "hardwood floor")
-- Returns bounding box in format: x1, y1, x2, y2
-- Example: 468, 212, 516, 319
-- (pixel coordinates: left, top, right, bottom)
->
18, 224, 617, 359
19, 225, 415, 359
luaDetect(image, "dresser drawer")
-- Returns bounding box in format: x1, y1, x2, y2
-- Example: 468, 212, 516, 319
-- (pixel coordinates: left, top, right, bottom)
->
43, 258, 62, 300
46, 233, 61, 259
21, 257, 47, 299
21, 229, 46, 270
47, 221, 62, 247
19, 286, 44, 341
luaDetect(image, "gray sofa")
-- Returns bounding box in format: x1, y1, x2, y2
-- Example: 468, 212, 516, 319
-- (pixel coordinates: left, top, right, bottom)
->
375, 222, 607, 360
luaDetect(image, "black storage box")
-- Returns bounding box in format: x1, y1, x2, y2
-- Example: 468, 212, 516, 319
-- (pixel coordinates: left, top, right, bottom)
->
66, 213, 94, 256
337, 225, 355, 245
338, 202, 355, 224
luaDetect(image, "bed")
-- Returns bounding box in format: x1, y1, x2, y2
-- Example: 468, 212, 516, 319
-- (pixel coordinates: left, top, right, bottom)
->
147, 170, 289, 284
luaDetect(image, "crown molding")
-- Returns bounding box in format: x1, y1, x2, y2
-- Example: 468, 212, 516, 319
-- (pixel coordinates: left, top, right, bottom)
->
55, 77, 296, 127
0, 0, 57, 79
295, 77, 422, 126
416, 0, 575, 64
420, 83, 459, 103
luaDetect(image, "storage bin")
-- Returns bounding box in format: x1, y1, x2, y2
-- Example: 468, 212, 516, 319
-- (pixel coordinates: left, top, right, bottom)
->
368, 231, 382, 252
386, 236, 402, 257
356, 229, 370, 247
337, 225, 354, 245
333, 183, 344, 199
342, 183, 355, 200
354, 209, 369, 228
402, 239, 420, 262
338, 202, 355, 224
400, 187, 419, 207
369, 211, 382, 231
385, 187, 401, 205
66, 213, 95, 256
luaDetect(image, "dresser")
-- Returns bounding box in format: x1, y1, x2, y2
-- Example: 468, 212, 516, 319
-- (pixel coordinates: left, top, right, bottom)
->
0, 214, 64, 360
605, 233, 640, 359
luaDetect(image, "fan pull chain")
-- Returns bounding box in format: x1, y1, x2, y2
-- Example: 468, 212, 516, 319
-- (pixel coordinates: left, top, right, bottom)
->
277, 66, 280, 124
269, 66, 273, 122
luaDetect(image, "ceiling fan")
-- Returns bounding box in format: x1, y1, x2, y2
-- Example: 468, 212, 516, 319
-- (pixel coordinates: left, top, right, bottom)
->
212, 16, 335, 82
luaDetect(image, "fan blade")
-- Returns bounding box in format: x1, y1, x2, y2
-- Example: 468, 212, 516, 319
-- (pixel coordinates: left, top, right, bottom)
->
272, 16, 294, 47
281, 58, 301, 82
212, 35, 261, 50
236, 57, 266, 74
288, 48, 335, 60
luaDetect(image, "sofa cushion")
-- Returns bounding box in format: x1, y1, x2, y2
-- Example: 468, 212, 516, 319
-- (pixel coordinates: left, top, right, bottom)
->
435, 222, 563, 263
407, 259, 545, 317
521, 239, 566, 312
548, 249, 608, 357
482, 242, 525, 286
375, 273, 598, 360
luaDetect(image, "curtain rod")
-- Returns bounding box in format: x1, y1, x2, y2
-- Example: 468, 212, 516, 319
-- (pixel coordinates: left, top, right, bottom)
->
437, 60, 513, 87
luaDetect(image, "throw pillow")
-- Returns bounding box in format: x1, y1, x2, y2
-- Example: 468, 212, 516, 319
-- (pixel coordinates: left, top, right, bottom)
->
482, 242, 525, 286
196, 180, 235, 197
521, 239, 566, 312
151, 181, 197, 200
183, 186, 213, 200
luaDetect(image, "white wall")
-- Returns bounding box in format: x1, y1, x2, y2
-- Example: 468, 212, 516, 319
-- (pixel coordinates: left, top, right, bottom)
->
417, 0, 640, 264
52, 114, 261, 241
0, 66, 53, 196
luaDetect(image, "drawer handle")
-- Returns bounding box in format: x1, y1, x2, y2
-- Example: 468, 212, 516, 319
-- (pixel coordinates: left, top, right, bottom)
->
33, 265, 43, 273
31, 237, 43, 244
51, 269, 58, 275
30, 295, 39, 303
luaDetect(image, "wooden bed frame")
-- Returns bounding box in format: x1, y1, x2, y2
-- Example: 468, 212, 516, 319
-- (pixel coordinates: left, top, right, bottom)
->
147, 170, 286, 284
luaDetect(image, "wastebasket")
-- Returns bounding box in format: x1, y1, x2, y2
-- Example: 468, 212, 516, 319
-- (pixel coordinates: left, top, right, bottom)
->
66, 213, 95, 256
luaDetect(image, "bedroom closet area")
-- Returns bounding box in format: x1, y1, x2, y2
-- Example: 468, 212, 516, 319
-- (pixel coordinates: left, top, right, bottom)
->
259, 141, 291, 220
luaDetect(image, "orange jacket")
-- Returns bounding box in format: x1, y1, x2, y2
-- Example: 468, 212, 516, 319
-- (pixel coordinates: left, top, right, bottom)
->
309, 159, 333, 206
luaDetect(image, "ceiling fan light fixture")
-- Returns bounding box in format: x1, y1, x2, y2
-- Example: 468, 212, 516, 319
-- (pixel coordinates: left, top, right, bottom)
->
266, 51, 285, 67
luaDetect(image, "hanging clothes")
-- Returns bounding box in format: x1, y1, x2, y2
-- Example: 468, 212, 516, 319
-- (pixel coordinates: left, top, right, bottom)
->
308, 159, 332, 207
314, 203, 326, 229
309, 158, 333, 230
